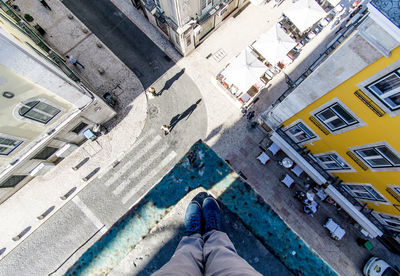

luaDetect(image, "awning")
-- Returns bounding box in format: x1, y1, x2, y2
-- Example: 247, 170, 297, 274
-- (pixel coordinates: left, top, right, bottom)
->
327, 0, 341, 7
325, 185, 383, 238
252, 24, 297, 65
270, 131, 383, 238
221, 47, 267, 95
250, 0, 265, 5
283, 0, 326, 33
270, 132, 327, 185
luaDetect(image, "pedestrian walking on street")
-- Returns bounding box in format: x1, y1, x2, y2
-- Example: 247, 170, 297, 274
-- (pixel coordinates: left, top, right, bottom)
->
161, 125, 171, 136
148, 87, 157, 96
153, 194, 262, 276
247, 111, 255, 121
66, 55, 85, 69
38, 0, 52, 11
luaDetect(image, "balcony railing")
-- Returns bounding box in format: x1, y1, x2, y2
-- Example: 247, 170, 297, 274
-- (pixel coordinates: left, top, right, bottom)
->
275, 128, 392, 236
354, 90, 385, 117
0, 3, 80, 82
276, 128, 333, 181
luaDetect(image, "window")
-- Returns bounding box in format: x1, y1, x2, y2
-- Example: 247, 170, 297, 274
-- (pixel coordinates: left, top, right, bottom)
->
316, 153, 350, 170
32, 146, 58, 160
0, 135, 23, 156
367, 70, 400, 111
71, 122, 88, 134
342, 184, 386, 202
286, 122, 316, 143
19, 100, 60, 124
355, 145, 400, 168
186, 35, 191, 47
377, 213, 400, 229
201, 0, 213, 14
0, 175, 27, 188
315, 103, 357, 131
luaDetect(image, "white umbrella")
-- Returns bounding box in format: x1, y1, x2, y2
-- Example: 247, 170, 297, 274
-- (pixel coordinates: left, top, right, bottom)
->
306, 192, 316, 201
249, 0, 265, 5
283, 0, 326, 33
327, 0, 341, 7
252, 24, 297, 65
222, 47, 267, 95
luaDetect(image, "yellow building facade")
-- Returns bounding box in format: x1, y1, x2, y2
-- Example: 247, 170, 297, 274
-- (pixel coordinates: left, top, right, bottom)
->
281, 46, 400, 229
261, 1, 400, 238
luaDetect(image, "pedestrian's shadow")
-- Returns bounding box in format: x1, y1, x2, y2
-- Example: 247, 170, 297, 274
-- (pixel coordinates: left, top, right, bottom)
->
158, 68, 185, 96
169, 99, 202, 131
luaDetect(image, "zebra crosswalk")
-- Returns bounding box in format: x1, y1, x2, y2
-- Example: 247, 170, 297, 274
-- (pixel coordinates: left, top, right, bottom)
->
102, 130, 178, 205
122, 151, 177, 204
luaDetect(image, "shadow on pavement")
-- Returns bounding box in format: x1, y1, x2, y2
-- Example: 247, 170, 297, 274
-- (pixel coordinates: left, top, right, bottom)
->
62, 0, 177, 89
132, 202, 292, 276
169, 99, 202, 132
65, 141, 335, 276
157, 68, 186, 96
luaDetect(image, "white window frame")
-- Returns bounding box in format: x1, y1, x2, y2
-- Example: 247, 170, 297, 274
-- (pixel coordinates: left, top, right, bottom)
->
315, 102, 358, 131
285, 121, 316, 143
366, 71, 400, 111
14, 97, 63, 125
392, 186, 400, 197
342, 183, 387, 202
0, 133, 25, 156
311, 98, 365, 134
355, 145, 400, 168
357, 60, 400, 117
201, 0, 213, 14
374, 212, 400, 231
315, 152, 351, 171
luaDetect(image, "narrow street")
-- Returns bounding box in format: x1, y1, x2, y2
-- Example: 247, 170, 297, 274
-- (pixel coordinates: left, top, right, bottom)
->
62, 0, 176, 88
0, 1, 207, 274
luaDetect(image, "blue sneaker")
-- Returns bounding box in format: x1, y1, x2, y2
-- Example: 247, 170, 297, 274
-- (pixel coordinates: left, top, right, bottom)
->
202, 197, 221, 233
184, 201, 202, 236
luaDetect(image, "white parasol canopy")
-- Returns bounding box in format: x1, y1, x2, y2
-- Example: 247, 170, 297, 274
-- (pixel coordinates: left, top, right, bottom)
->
283, 0, 326, 33
252, 24, 297, 65
249, 0, 265, 5
222, 47, 267, 95
327, 0, 341, 7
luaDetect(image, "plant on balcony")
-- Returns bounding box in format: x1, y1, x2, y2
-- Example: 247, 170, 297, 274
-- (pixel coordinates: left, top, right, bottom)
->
24, 13, 34, 22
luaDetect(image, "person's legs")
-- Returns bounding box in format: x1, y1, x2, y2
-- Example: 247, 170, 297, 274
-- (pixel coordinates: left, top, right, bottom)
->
202, 197, 261, 276
152, 201, 204, 276
203, 231, 262, 276
152, 233, 204, 276
75, 61, 85, 69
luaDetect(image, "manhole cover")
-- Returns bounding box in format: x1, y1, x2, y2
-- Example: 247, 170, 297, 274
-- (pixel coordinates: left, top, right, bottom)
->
148, 106, 159, 118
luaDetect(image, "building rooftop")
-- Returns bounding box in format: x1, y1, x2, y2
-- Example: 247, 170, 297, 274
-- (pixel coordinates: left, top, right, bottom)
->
370, 0, 400, 28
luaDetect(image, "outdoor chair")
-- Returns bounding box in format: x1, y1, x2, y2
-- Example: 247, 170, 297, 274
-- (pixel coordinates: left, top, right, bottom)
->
280, 174, 295, 188
256, 151, 270, 165
291, 165, 304, 177
267, 142, 281, 156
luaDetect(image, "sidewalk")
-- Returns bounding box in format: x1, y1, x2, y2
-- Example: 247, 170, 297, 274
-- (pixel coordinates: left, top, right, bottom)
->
0, 0, 147, 260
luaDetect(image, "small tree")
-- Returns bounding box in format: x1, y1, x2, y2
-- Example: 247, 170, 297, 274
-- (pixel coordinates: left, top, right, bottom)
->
24, 14, 34, 22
